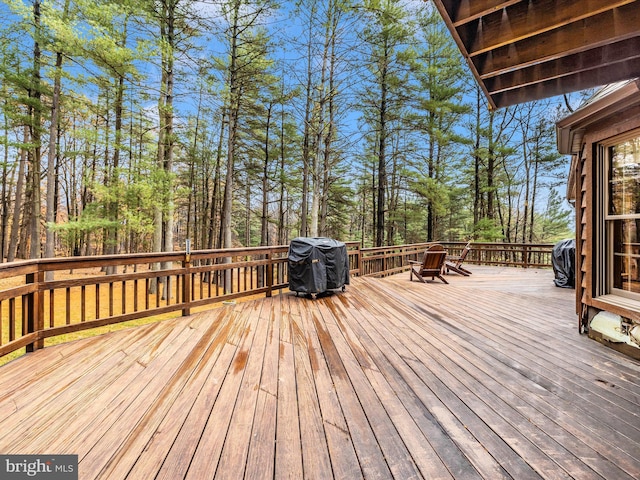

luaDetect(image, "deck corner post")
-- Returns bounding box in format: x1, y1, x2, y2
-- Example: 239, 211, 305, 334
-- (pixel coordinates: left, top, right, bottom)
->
182, 254, 192, 316
26, 268, 45, 352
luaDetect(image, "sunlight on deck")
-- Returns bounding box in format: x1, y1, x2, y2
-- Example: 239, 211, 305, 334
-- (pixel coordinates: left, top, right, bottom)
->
0, 266, 639, 479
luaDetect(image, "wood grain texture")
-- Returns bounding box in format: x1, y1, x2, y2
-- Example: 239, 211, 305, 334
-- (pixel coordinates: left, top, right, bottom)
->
0, 266, 639, 479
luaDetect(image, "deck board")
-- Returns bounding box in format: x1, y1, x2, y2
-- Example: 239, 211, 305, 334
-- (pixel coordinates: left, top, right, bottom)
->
1, 266, 639, 479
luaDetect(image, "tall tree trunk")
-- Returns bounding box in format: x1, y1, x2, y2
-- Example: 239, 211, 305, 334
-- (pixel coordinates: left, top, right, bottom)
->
529, 135, 541, 244
221, 0, 242, 292
320, 6, 338, 237
105, 72, 125, 272
300, 4, 317, 238
426, 113, 436, 242
521, 134, 530, 244
152, 0, 177, 296
208, 112, 225, 250
376, 39, 389, 247
277, 92, 287, 245
0, 99, 11, 261
261, 103, 272, 246
310, 0, 335, 238
187, 87, 203, 247
44, 0, 69, 272
7, 126, 28, 262
473, 86, 482, 226
486, 110, 495, 221
29, 0, 42, 259
162, 0, 175, 267
244, 177, 251, 246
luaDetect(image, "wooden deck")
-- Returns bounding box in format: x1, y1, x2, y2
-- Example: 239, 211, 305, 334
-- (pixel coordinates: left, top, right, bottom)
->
0, 266, 639, 479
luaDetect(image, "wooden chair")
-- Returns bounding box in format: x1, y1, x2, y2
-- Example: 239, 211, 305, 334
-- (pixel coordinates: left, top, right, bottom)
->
445, 242, 472, 276
409, 244, 448, 284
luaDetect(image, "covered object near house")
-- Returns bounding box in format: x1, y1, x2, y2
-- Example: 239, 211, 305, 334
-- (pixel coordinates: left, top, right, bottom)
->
288, 237, 349, 297
432, 1, 640, 358
552, 239, 576, 289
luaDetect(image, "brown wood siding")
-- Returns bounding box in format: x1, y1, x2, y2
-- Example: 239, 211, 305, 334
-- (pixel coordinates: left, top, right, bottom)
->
577, 110, 640, 325
576, 150, 589, 330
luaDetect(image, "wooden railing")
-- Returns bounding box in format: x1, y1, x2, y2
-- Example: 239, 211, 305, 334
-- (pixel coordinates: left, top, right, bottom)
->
0, 241, 553, 359
359, 242, 554, 277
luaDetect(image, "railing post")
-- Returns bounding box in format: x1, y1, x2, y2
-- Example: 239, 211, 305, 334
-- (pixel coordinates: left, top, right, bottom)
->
524, 244, 530, 268
26, 269, 45, 352
182, 253, 192, 316
266, 251, 273, 297
381, 250, 386, 276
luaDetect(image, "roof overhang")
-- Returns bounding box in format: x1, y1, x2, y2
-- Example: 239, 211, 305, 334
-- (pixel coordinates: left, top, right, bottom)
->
431, 0, 640, 109
556, 79, 640, 154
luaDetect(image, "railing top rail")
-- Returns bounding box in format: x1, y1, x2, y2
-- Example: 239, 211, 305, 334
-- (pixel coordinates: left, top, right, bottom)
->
1, 241, 363, 273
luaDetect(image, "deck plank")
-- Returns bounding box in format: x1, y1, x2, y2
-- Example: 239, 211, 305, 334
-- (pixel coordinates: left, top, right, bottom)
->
215, 299, 273, 479
109, 309, 237, 479
410, 283, 640, 450
298, 294, 363, 479
1, 266, 640, 479
403, 293, 640, 478
317, 299, 422, 480
274, 294, 304, 479
349, 282, 535, 480
79, 316, 210, 478
183, 302, 261, 479
290, 294, 334, 479
244, 295, 279, 480
312, 301, 393, 479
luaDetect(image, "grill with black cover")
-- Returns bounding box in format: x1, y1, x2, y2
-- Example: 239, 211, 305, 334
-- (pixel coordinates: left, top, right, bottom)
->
288, 237, 349, 297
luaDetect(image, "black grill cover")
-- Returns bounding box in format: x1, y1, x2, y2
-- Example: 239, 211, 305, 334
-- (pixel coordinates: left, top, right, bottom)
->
288, 237, 350, 294
552, 238, 575, 288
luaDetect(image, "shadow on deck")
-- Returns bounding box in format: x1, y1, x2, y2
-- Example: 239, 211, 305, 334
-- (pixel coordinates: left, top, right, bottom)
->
0, 266, 639, 479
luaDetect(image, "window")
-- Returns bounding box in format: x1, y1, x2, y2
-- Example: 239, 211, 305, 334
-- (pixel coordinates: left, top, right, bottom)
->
606, 132, 640, 299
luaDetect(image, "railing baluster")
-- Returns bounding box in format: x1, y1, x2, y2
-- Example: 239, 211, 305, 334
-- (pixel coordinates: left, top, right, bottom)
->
266, 252, 273, 298
109, 282, 114, 317
21, 296, 26, 339
49, 290, 55, 328
96, 284, 100, 320
81, 285, 86, 323
9, 298, 15, 341
122, 280, 127, 314
145, 278, 150, 310
134, 279, 139, 312
66, 288, 71, 325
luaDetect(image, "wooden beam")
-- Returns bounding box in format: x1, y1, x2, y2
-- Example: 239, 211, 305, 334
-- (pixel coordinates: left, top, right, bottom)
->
491, 57, 640, 108
431, 0, 498, 109
463, 0, 635, 56
475, 3, 640, 78
439, 0, 521, 26
484, 37, 640, 94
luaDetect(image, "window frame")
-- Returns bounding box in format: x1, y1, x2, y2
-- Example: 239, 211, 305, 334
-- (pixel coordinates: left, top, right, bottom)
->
602, 129, 640, 302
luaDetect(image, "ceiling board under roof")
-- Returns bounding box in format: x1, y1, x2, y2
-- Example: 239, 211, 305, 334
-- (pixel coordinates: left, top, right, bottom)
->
431, 0, 640, 109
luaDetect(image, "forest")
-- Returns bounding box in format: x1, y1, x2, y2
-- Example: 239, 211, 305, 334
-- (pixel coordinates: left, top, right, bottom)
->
0, 0, 579, 263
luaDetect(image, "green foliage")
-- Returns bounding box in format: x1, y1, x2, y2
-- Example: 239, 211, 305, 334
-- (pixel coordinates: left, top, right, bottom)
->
473, 217, 503, 242
536, 189, 574, 242
0, 0, 578, 259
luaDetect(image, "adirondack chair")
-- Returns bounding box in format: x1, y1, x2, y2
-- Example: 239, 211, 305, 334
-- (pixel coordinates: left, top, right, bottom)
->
445, 242, 472, 276
409, 244, 448, 284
